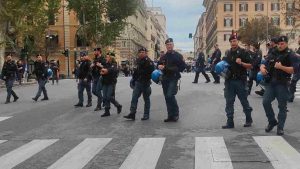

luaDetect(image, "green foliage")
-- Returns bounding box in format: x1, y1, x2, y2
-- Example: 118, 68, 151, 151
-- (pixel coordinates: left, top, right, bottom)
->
67, 0, 138, 47
238, 16, 281, 45
0, 0, 60, 55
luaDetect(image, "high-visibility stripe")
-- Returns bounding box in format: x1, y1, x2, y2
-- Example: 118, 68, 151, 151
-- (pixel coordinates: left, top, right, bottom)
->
254, 136, 300, 169
0, 139, 58, 169
119, 138, 165, 169
195, 137, 233, 169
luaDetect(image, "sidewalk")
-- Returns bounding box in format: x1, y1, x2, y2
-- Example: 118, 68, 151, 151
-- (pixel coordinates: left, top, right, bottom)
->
0, 79, 36, 88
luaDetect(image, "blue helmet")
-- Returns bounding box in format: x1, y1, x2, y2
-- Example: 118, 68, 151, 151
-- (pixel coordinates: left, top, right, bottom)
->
215, 60, 229, 75
151, 69, 163, 84
256, 71, 264, 83
47, 68, 53, 77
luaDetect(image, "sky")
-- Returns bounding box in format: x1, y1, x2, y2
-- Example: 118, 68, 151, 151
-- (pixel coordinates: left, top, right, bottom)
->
145, 0, 205, 52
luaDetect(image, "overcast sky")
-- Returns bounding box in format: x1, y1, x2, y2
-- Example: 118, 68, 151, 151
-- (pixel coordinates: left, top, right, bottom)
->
146, 0, 205, 52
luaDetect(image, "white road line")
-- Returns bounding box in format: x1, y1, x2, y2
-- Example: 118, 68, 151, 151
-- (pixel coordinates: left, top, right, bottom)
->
48, 138, 112, 169
0, 140, 7, 145
195, 137, 233, 169
0, 117, 12, 122
119, 138, 165, 169
0, 139, 58, 169
254, 136, 300, 169
295, 92, 300, 95
296, 96, 300, 99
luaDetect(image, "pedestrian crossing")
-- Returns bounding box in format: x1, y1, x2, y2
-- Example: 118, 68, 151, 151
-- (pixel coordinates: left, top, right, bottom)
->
0, 136, 300, 169
0, 116, 12, 122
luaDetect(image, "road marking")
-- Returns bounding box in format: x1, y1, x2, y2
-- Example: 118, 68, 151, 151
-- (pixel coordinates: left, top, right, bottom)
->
0, 139, 58, 169
254, 136, 300, 169
296, 96, 300, 99
119, 138, 165, 169
48, 138, 112, 169
0, 140, 7, 145
195, 137, 233, 169
295, 92, 300, 95
0, 117, 12, 122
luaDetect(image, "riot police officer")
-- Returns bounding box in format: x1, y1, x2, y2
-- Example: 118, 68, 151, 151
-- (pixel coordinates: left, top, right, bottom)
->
261, 36, 299, 135
222, 34, 253, 129
288, 36, 300, 102
74, 52, 92, 107
192, 52, 210, 83
124, 48, 155, 120
1, 55, 19, 104
210, 44, 222, 84
158, 38, 186, 122
32, 55, 49, 101
91, 48, 106, 111
248, 43, 262, 95
100, 52, 122, 117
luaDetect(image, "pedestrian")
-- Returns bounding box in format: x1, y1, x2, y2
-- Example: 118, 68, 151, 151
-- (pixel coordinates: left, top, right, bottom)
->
192, 52, 210, 83
248, 43, 262, 95
124, 47, 155, 120
74, 52, 92, 107
260, 35, 300, 135
91, 48, 106, 111
50, 60, 59, 85
32, 54, 49, 101
288, 35, 300, 102
158, 38, 186, 122
100, 52, 122, 117
210, 44, 222, 84
16, 60, 24, 85
221, 34, 253, 129
1, 54, 19, 104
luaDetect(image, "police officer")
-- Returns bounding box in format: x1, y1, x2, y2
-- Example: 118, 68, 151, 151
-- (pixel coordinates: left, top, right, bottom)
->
91, 48, 106, 111
50, 60, 59, 85
248, 43, 262, 95
124, 48, 155, 120
32, 55, 49, 101
288, 36, 300, 102
210, 44, 222, 84
192, 52, 210, 83
222, 34, 253, 129
261, 36, 299, 135
158, 38, 186, 122
74, 52, 92, 107
255, 38, 278, 96
100, 52, 122, 117
1, 55, 19, 104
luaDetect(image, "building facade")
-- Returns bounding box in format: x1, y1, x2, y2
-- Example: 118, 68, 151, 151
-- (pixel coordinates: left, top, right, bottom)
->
194, 12, 207, 58
201, 0, 299, 56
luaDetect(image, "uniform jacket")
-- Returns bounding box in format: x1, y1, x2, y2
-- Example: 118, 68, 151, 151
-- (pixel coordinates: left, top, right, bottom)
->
33, 61, 48, 80
132, 56, 155, 84
158, 50, 186, 79
78, 60, 92, 81
101, 61, 118, 85
91, 55, 106, 79
1, 60, 18, 80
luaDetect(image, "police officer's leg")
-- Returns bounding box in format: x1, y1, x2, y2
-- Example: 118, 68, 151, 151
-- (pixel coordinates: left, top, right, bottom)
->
92, 80, 98, 96
129, 82, 143, 114
263, 85, 277, 132
101, 84, 113, 117
193, 71, 200, 83
10, 79, 18, 101
166, 79, 179, 119
76, 80, 84, 105
33, 79, 43, 100
142, 85, 151, 120
162, 80, 172, 118
110, 84, 122, 113
86, 81, 92, 107
248, 72, 254, 95
288, 74, 299, 102
276, 85, 289, 134
223, 80, 236, 128
236, 80, 253, 127
94, 79, 103, 110
202, 69, 210, 82
5, 79, 13, 103
41, 79, 48, 99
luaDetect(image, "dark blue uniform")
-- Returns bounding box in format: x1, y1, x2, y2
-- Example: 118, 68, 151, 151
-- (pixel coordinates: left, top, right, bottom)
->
75, 60, 92, 107
193, 52, 210, 83
32, 61, 49, 101
1, 60, 19, 103
262, 47, 299, 135
158, 50, 186, 122
91, 55, 106, 110
288, 47, 300, 102
222, 46, 253, 128
248, 50, 262, 95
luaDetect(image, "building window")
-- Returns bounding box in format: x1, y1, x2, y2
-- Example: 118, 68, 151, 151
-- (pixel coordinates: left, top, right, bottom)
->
286, 16, 295, 26
239, 17, 248, 27
271, 3, 280, 11
224, 3, 233, 12
286, 3, 295, 11
122, 41, 127, 47
224, 18, 233, 27
224, 34, 231, 41
271, 16, 280, 26
255, 3, 264, 11
239, 3, 248, 12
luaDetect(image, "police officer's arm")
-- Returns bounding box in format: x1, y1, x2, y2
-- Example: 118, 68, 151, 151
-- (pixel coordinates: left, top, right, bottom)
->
177, 54, 187, 72
157, 56, 165, 70
238, 50, 252, 69
275, 54, 299, 74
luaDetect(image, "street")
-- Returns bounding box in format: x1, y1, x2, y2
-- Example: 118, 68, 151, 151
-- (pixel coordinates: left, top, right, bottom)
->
0, 74, 300, 169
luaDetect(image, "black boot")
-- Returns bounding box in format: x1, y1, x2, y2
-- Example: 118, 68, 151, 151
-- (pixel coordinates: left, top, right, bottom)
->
222, 118, 234, 129
244, 116, 253, 127
13, 96, 19, 102
86, 102, 92, 107
265, 121, 278, 132
4, 100, 10, 104
94, 104, 102, 111
41, 97, 49, 101
117, 105, 122, 114
124, 113, 135, 120
277, 128, 284, 136
101, 108, 110, 117
255, 89, 265, 96
74, 103, 83, 107
32, 97, 38, 102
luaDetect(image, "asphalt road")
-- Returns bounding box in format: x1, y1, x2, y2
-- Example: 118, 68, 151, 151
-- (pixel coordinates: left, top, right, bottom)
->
0, 73, 300, 169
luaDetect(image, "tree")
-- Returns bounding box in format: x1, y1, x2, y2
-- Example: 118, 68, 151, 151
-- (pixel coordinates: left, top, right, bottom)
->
238, 17, 281, 45
280, 0, 300, 31
67, 0, 138, 48
0, 0, 61, 56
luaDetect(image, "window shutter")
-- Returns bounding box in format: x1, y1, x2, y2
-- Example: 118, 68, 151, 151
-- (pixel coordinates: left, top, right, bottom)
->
224, 4, 226, 11
271, 3, 274, 11
231, 18, 233, 26
255, 4, 258, 11
246, 4, 248, 11
224, 18, 226, 26
230, 4, 233, 11
239, 4, 241, 11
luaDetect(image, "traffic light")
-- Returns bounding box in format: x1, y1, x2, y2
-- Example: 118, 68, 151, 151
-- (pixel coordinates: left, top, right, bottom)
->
62, 49, 69, 57
189, 33, 193, 39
